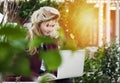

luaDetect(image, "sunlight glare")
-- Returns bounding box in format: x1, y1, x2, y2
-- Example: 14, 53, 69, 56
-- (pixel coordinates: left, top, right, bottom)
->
78, 9, 96, 26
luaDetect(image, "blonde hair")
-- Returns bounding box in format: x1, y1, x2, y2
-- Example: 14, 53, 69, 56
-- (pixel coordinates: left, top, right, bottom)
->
27, 6, 60, 54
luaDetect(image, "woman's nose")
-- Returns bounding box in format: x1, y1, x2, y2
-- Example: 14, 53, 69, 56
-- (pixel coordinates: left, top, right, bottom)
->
49, 26, 54, 31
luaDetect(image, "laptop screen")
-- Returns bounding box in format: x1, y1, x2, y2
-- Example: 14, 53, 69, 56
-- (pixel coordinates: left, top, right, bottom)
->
57, 50, 85, 79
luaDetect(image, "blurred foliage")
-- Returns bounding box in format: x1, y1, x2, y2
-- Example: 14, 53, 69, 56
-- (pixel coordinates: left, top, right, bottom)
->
58, 28, 78, 51
29, 36, 56, 48
40, 50, 61, 71
29, 35, 62, 71
74, 41, 120, 83
60, 37, 78, 51
0, 23, 62, 80
0, 23, 31, 76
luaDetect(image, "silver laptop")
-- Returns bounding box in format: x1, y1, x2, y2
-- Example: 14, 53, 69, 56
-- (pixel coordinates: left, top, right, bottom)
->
56, 50, 85, 79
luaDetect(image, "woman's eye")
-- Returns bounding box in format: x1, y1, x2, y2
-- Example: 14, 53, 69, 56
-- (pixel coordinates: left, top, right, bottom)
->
52, 25, 55, 27
46, 24, 49, 27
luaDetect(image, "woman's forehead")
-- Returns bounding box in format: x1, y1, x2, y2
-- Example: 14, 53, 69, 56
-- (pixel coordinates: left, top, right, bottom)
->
43, 19, 57, 24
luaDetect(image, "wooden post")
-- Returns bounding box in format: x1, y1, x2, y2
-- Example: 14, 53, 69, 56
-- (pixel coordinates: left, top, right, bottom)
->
98, 2, 104, 46
106, 0, 111, 45
115, 1, 120, 44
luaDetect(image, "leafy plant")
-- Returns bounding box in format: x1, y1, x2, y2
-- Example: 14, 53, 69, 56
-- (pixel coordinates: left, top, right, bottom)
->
74, 41, 120, 83
0, 23, 62, 82
0, 23, 31, 76
101, 41, 120, 83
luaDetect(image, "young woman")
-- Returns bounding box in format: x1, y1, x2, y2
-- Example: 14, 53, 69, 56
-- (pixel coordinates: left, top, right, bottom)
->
27, 6, 60, 79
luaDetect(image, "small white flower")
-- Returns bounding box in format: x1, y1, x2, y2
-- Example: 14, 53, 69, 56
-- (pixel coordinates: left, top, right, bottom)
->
117, 47, 120, 52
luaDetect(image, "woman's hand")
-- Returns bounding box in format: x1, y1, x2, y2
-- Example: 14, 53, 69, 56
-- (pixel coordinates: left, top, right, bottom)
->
37, 73, 56, 82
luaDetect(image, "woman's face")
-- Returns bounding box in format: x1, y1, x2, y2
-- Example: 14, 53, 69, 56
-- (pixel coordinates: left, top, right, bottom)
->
39, 20, 57, 36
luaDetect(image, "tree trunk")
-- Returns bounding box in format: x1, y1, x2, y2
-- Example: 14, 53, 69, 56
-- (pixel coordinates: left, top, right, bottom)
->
2, 0, 8, 23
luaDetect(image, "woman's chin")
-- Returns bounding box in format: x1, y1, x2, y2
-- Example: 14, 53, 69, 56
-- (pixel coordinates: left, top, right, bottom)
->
44, 34, 50, 36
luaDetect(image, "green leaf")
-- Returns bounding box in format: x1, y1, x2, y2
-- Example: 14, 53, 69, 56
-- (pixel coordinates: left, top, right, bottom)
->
10, 39, 28, 51
29, 36, 56, 48
40, 50, 61, 71
0, 42, 13, 62
61, 38, 78, 50
11, 57, 31, 76
0, 24, 27, 40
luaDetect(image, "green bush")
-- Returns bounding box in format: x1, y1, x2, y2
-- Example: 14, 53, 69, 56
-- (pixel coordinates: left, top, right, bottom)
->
74, 41, 120, 83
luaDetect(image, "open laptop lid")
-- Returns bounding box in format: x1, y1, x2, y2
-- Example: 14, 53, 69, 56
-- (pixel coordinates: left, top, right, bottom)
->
56, 50, 85, 79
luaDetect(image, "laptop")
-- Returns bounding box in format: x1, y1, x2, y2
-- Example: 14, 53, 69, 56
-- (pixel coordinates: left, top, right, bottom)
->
56, 50, 85, 79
